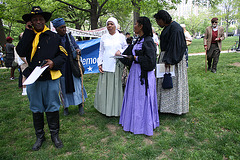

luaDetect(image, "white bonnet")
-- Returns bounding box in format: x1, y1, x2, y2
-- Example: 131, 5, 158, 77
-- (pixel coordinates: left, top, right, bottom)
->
106, 17, 118, 28
180, 24, 186, 28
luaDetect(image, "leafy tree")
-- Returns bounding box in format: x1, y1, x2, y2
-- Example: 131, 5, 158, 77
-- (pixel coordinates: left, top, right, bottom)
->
176, 11, 210, 37
218, 0, 239, 38
55, 0, 109, 30
0, 1, 6, 46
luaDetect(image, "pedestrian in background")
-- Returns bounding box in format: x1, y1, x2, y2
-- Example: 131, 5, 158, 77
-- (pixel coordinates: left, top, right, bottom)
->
0, 45, 4, 67
152, 27, 160, 55
204, 17, 225, 73
17, 32, 28, 95
5, 36, 17, 80
180, 24, 192, 68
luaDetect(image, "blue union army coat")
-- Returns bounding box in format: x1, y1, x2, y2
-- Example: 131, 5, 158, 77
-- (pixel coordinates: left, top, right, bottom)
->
16, 29, 67, 81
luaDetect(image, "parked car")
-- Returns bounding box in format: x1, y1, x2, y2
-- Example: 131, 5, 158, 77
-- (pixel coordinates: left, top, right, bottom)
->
195, 36, 202, 39
227, 32, 234, 37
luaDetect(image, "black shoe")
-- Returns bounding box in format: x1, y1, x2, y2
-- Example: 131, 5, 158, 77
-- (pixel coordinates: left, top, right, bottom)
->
51, 134, 63, 148
63, 108, 69, 116
208, 67, 211, 71
211, 69, 216, 73
32, 136, 46, 151
78, 103, 84, 115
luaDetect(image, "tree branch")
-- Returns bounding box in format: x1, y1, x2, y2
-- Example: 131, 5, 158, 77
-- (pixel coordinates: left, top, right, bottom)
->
55, 0, 90, 13
86, 0, 91, 5
98, 0, 108, 15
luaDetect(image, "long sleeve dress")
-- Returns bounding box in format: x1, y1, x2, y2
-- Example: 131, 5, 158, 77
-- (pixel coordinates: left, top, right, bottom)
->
59, 34, 87, 108
94, 31, 128, 116
157, 21, 189, 115
119, 36, 160, 136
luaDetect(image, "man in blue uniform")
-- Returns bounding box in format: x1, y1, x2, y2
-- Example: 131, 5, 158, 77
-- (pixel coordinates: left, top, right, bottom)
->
16, 6, 67, 151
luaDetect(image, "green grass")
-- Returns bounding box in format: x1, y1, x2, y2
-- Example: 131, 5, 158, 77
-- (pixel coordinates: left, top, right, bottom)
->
0, 52, 240, 159
188, 36, 239, 53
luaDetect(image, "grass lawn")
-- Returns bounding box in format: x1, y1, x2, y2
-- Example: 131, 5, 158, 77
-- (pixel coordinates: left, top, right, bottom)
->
0, 52, 240, 159
188, 36, 239, 54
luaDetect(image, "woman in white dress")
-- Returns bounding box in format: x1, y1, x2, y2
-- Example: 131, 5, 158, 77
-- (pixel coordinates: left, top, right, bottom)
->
94, 17, 128, 116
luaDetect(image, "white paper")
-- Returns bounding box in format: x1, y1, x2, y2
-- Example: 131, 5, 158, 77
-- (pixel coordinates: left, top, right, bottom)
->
110, 55, 128, 59
156, 63, 175, 78
23, 66, 49, 85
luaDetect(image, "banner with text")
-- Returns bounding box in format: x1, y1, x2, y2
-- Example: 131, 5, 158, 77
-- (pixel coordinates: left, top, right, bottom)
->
76, 38, 100, 74
50, 22, 107, 38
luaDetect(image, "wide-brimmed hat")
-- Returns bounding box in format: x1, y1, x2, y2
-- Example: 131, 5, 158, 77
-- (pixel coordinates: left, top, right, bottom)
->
22, 6, 52, 22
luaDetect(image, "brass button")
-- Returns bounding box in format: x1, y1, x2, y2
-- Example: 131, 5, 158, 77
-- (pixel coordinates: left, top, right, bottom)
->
39, 61, 41, 63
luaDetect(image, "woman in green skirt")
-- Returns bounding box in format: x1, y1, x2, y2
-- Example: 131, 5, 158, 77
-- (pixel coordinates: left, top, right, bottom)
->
94, 17, 128, 116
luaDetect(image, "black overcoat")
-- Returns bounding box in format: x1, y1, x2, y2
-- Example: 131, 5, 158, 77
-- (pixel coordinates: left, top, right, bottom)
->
16, 29, 67, 81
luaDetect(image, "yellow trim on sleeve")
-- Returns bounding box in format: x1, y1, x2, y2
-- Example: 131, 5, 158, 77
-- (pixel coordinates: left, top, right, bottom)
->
59, 45, 68, 56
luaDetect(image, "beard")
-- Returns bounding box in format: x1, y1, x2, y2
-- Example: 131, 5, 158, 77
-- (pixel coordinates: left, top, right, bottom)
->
212, 24, 217, 28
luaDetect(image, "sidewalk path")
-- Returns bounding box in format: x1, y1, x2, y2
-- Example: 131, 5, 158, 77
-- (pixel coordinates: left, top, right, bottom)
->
0, 50, 238, 70
189, 50, 236, 56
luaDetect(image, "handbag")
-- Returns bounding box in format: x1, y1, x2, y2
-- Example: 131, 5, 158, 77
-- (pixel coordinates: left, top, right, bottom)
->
162, 66, 173, 89
66, 33, 85, 78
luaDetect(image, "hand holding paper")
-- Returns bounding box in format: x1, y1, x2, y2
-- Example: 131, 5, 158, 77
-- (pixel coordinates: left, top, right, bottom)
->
23, 65, 49, 85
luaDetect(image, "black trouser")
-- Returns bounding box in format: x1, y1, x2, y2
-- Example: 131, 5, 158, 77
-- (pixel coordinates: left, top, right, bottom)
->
207, 43, 220, 71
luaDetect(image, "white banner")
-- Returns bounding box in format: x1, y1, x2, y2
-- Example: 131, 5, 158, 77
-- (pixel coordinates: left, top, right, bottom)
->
50, 22, 107, 38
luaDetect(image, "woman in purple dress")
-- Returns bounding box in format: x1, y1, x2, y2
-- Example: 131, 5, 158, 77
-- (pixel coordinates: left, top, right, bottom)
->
119, 17, 159, 136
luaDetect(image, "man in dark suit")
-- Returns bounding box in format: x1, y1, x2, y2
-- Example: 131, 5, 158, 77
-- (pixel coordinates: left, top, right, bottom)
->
204, 17, 225, 73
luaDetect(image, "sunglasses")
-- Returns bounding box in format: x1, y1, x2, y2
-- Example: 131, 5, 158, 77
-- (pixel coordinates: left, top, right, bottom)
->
212, 21, 218, 24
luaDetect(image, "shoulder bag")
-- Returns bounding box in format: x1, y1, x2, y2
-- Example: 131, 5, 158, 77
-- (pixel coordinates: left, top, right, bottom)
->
66, 33, 85, 78
162, 66, 173, 89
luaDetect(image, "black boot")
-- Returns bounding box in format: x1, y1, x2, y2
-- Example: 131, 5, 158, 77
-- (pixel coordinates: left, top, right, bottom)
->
46, 111, 63, 149
32, 112, 46, 151
78, 103, 84, 115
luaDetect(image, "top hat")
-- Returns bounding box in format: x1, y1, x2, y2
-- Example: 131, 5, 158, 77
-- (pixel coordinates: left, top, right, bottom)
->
22, 6, 52, 22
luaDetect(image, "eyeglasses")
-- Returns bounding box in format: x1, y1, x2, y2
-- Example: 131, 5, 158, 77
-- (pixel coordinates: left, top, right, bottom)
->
212, 22, 218, 24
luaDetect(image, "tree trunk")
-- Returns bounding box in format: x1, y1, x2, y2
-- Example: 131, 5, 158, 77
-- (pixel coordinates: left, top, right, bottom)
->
75, 23, 81, 30
226, 24, 229, 38
90, 13, 98, 30
90, 0, 98, 30
0, 19, 6, 48
133, 10, 140, 27
132, 0, 141, 30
